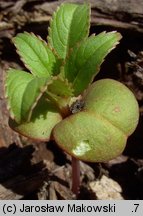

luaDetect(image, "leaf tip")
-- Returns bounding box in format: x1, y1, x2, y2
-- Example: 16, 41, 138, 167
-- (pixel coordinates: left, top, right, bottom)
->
109, 31, 122, 41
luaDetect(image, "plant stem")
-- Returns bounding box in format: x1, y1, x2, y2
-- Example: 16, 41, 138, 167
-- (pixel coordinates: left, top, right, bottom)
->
71, 156, 80, 197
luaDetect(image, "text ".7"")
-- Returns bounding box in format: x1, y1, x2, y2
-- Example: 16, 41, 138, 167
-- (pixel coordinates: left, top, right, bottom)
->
132, 204, 139, 213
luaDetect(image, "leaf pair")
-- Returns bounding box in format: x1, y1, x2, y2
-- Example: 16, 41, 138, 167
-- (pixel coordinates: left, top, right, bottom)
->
63, 32, 121, 95
5, 67, 69, 140
6, 69, 73, 122
6, 30, 73, 124
53, 79, 139, 162
48, 3, 122, 95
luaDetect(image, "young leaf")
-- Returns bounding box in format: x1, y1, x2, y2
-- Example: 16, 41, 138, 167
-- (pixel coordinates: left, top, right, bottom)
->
45, 76, 74, 113
21, 77, 49, 122
13, 32, 61, 77
48, 3, 90, 59
47, 76, 73, 97
64, 32, 122, 96
9, 97, 62, 141
5, 69, 49, 123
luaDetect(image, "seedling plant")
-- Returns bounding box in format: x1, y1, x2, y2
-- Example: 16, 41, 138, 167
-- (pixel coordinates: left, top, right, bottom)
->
5, 3, 139, 197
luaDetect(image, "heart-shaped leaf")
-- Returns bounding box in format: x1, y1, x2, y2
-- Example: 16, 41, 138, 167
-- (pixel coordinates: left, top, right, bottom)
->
53, 79, 139, 162
9, 96, 62, 141
48, 3, 90, 59
13, 32, 61, 77
64, 32, 122, 96
5, 69, 50, 123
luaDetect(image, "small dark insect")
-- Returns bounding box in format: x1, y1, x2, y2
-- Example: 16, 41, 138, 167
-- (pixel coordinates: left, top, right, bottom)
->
70, 99, 85, 114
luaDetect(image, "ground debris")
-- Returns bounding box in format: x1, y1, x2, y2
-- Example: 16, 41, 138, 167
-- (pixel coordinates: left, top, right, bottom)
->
89, 175, 124, 200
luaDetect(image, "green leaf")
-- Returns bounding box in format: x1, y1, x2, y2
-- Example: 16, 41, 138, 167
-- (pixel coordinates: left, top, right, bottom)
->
9, 97, 62, 141
53, 111, 126, 162
48, 3, 90, 59
53, 79, 139, 162
13, 32, 61, 77
46, 76, 74, 112
83, 79, 139, 136
64, 32, 122, 96
21, 76, 49, 122
48, 76, 73, 97
5, 69, 49, 123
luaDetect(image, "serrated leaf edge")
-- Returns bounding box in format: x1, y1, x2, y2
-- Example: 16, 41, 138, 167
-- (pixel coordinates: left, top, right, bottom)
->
48, 4, 61, 54
72, 31, 122, 94
63, 33, 96, 66
48, 75, 74, 98
5, 69, 51, 123
12, 32, 58, 77
48, 2, 90, 59
81, 32, 122, 97
4, 68, 18, 120
27, 79, 53, 122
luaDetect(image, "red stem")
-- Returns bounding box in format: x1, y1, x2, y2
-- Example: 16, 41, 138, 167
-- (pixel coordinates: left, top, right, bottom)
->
71, 156, 80, 197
